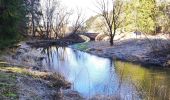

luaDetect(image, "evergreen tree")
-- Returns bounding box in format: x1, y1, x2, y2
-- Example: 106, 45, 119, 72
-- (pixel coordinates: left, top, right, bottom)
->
124, 0, 158, 34
0, 0, 27, 40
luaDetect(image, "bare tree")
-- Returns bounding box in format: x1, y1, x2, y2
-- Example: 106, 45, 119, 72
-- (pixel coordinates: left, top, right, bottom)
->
41, 0, 59, 39
71, 9, 86, 34
40, 0, 72, 39
26, 0, 41, 37
96, 0, 123, 45
39, 0, 86, 39
53, 7, 71, 38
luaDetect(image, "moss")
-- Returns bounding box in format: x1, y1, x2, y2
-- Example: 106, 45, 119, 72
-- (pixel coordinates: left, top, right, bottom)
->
3, 92, 17, 98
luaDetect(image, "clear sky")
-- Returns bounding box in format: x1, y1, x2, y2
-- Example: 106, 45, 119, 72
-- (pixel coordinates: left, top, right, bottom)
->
61, 0, 97, 19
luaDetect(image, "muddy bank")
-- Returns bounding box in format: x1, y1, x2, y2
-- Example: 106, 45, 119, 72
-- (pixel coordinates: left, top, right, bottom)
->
26, 34, 90, 47
72, 39, 170, 67
0, 43, 84, 100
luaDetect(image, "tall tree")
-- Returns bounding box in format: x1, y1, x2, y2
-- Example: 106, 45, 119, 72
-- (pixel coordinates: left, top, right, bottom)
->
28, 0, 41, 37
41, 0, 59, 39
53, 5, 71, 38
0, 0, 27, 39
124, 0, 160, 34
158, 1, 170, 34
96, 0, 124, 45
71, 9, 86, 34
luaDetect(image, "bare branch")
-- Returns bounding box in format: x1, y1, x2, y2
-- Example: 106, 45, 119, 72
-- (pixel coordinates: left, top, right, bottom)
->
95, 0, 124, 45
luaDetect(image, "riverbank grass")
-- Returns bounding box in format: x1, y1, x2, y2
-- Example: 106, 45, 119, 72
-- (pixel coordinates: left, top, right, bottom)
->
0, 63, 18, 99
0, 61, 71, 97
73, 42, 88, 51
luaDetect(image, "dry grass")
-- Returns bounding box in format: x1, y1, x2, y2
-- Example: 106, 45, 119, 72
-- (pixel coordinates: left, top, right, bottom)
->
0, 65, 18, 99
0, 61, 71, 99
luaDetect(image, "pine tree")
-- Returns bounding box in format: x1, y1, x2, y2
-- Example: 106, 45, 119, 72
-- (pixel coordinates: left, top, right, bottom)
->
0, 0, 27, 39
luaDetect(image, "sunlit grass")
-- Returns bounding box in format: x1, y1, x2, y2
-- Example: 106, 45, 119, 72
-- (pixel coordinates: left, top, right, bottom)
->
3, 92, 17, 98
0, 62, 69, 87
74, 42, 88, 51
0, 61, 8, 64
0, 66, 47, 78
0, 62, 69, 99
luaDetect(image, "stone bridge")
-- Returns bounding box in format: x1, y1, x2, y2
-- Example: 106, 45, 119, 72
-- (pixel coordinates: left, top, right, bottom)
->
79, 33, 99, 41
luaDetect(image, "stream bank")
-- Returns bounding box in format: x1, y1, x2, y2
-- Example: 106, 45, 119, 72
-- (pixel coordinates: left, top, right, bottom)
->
1, 37, 170, 99
72, 39, 170, 67
0, 33, 90, 99
0, 42, 84, 100
26, 34, 90, 47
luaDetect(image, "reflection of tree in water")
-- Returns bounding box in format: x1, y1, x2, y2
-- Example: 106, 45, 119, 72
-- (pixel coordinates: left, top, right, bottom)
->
115, 61, 170, 100
41, 46, 72, 70
40, 47, 127, 97
41, 46, 55, 68
38, 46, 170, 99
72, 49, 88, 62
40, 47, 59, 69
42, 46, 96, 67
71, 50, 116, 96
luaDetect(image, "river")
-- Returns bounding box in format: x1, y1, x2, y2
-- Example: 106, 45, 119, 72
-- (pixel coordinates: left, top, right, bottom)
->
39, 46, 170, 99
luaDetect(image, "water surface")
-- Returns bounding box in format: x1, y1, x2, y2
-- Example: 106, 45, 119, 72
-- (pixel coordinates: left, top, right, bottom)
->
40, 46, 170, 99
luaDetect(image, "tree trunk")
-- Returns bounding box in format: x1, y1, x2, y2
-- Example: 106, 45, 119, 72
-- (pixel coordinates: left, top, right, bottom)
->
32, 18, 35, 37
110, 34, 113, 46
46, 22, 49, 39
31, 0, 35, 37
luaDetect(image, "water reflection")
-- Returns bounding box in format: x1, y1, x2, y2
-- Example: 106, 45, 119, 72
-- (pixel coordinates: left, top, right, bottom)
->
115, 61, 170, 100
41, 46, 170, 99
42, 47, 120, 97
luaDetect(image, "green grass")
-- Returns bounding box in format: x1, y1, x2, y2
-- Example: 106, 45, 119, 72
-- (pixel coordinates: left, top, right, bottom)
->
74, 42, 88, 51
0, 66, 18, 99
0, 61, 70, 99
0, 62, 40, 99
3, 92, 17, 98
0, 83, 12, 88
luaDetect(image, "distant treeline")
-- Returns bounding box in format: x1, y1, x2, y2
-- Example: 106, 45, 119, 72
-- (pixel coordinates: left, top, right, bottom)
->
86, 0, 170, 35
